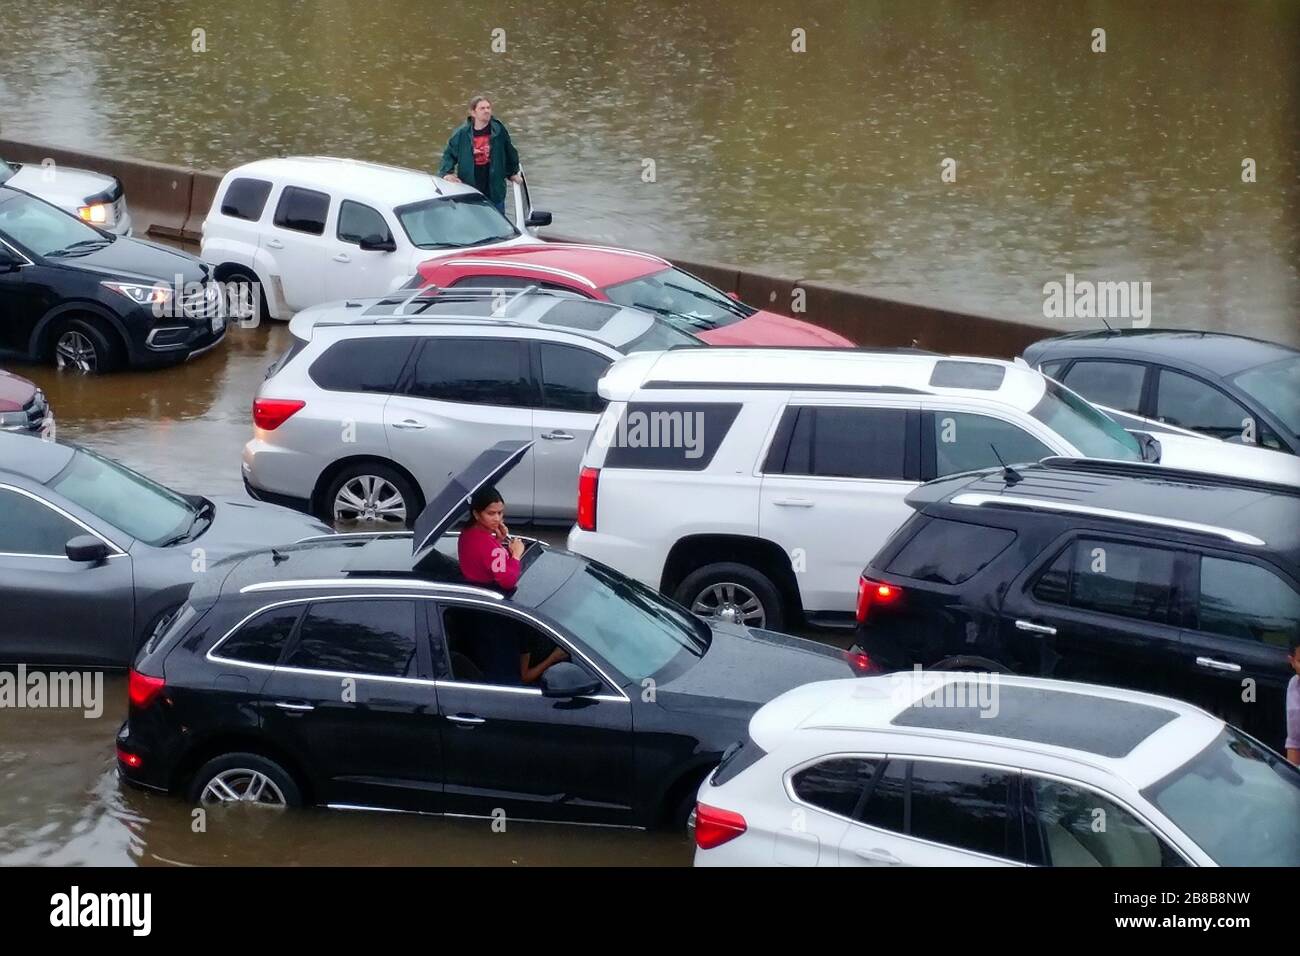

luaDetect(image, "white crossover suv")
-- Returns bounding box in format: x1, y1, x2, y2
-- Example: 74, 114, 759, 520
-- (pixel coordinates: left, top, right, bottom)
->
567, 348, 1300, 631
200, 156, 550, 321
693, 673, 1300, 866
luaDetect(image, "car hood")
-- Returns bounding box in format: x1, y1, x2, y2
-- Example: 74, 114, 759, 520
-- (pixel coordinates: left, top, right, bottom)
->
194, 496, 333, 554
0, 368, 37, 412
6, 163, 119, 208
48, 235, 207, 285
654, 622, 855, 714
1152, 432, 1300, 487
698, 308, 854, 347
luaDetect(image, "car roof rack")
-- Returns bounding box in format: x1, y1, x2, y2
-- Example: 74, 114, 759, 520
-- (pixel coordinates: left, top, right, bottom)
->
1039, 457, 1300, 498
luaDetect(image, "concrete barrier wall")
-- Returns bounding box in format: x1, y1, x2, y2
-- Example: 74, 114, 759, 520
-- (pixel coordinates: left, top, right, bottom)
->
0, 137, 1058, 357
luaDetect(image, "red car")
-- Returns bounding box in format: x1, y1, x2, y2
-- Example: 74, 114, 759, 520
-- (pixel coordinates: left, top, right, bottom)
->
414, 244, 854, 347
0, 367, 54, 437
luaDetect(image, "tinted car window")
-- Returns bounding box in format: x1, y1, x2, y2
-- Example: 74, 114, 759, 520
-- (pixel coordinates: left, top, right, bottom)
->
1065, 540, 1181, 624
1039, 359, 1068, 380
283, 599, 418, 678
1026, 776, 1185, 867
1197, 557, 1300, 647
538, 343, 609, 413
220, 177, 274, 222
779, 406, 909, 479
1033, 546, 1072, 605
790, 758, 879, 819
407, 338, 535, 406
1156, 369, 1254, 440
0, 488, 82, 555
273, 186, 330, 236
217, 606, 302, 666
931, 411, 1053, 478
1061, 360, 1147, 414
1232, 356, 1300, 442
308, 337, 415, 393
858, 758, 907, 833
336, 200, 392, 245
603, 402, 741, 471
907, 760, 1018, 860
887, 518, 1016, 585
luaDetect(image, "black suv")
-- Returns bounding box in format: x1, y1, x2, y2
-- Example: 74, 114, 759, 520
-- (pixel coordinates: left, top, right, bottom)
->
0, 184, 224, 372
851, 458, 1300, 747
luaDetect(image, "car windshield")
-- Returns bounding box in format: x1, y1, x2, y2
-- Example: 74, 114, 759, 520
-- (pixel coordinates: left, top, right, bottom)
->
1029, 377, 1143, 461
48, 447, 196, 546
1232, 355, 1300, 438
605, 267, 755, 333
395, 194, 518, 250
0, 187, 110, 257
1141, 727, 1300, 866
536, 560, 708, 682
621, 317, 706, 353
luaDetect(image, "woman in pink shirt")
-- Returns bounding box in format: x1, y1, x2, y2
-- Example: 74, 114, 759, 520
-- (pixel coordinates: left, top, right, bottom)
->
458, 485, 525, 589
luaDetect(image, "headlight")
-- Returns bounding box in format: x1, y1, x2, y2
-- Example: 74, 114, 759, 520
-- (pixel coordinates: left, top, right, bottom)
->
78, 202, 115, 226
102, 281, 172, 306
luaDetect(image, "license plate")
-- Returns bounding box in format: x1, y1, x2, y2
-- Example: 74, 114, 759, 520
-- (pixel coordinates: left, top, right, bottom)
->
211, 313, 224, 334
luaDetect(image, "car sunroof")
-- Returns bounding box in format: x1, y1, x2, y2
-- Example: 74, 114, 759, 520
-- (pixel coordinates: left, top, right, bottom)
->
890, 683, 1178, 757
929, 360, 1006, 390
539, 300, 618, 330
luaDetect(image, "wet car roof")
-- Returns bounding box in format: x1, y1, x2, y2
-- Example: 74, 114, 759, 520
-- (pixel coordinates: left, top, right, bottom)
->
0, 432, 75, 483
1030, 328, 1296, 377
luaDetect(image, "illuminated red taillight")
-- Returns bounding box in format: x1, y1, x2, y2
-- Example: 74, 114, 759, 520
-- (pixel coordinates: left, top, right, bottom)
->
844, 649, 875, 674
856, 575, 901, 623
252, 398, 305, 431
128, 669, 166, 709
116, 746, 143, 769
694, 803, 748, 849
577, 467, 599, 531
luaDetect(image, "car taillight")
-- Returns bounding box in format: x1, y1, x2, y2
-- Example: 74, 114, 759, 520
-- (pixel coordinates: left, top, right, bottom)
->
855, 575, 901, 623
843, 648, 876, 674
128, 669, 166, 709
577, 467, 599, 531
694, 803, 747, 849
252, 398, 305, 431
116, 746, 143, 769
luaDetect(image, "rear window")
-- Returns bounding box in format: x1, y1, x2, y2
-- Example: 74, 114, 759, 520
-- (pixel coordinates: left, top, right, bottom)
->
273, 186, 330, 236
308, 337, 416, 393
887, 518, 1016, 584
220, 177, 273, 222
406, 337, 536, 406
768, 406, 912, 480
602, 402, 740, 471
283, 599, 418, 678
216, 605, 303, 666
266, 334, 308, 380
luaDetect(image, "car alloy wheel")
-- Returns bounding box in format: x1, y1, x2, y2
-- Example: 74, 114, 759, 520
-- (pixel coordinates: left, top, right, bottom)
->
332, 474, 407, 529
200, 769, 288, 807
55, 330, 99, 373
691, 582, 766, 628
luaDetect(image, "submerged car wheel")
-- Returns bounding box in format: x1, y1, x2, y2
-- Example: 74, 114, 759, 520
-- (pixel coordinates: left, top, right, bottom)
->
189, 753, 301, 808
676, 562, 784, 631
323, 464, 420, 531
222, 268, 270, 324
51, 317, 120, 374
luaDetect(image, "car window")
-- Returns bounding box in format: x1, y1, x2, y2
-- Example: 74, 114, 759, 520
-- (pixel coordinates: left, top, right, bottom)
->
790, 758, 880, 818
406, 337, 536, 407
930, 411, 1053, 478
906, 760, 1020, 861
603, 266, 754, 333
538, 343, 609, 413
1231, 355, 1300, 443
886, 518, 1016, 585
336, 200, 392, 245
602, 402, 741, 471
1025, 776, 1186, 867
1029, 378, 1142, 461
1196, 557, 1300, 647
440, 605, 570, 688
394, 194, 516, 250
272, 186, 330, 236
216, 606, 303, 666
858, 758, 907, 833
1039, 359, 1068, 380
776, 406, 910, 480
47, 447, 194, 546
283, 599, 418, 678
1060, 360, 1147, 414
0, 487, 83, 556
220, 177, 273, 222
1035, 539, 1182, 625
308, 337, 416, 393
1155, 369, 1256, 441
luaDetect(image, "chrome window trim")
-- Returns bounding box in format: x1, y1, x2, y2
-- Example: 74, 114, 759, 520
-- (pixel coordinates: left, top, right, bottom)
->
0, 483, 126, 557
238, 578, 503, 600
326, 803, 643, 830
0, 235, 33, 265
949, 493, 1266, 546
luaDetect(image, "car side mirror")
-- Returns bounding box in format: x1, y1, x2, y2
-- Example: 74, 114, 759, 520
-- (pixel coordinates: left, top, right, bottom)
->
539, 661, 601, 699
359, 234, 396, 253
525, 210, 552, 228
66, 535, 110, 564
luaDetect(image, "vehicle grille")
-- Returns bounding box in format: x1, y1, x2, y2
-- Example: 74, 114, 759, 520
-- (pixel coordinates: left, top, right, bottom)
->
14, 389, 48, 433
178, 281, 222, 320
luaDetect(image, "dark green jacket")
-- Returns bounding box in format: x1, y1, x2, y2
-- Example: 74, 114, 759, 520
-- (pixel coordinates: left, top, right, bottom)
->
437, 117, 520, 206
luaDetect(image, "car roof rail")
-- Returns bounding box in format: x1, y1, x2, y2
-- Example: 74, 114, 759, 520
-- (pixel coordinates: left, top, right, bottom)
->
1039, 457, 1300, 498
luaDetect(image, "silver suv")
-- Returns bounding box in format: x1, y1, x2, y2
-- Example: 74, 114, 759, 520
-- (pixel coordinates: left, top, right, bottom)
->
242, 288, 702, 530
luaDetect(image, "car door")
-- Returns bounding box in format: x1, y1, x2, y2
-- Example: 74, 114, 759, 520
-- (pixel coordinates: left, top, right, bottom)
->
323, 199, 401, 302
256, 596, 443, 812
266, 185, 332, 315
510, 171, 543, 235
530, 341, 611, 523
384, 335, 536, 522
1175, 551, 1299, 746
0, 236, 46, 355
758, 401, 920, 617
0, 484, 135, 666
998, 534, 1193, 699
430, 600, 635, 825
918, 407, 1058, 480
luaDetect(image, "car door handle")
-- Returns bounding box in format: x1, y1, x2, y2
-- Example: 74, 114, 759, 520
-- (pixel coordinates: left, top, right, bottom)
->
540, 430, 574, 441
1195, 656, 1241, 673
265, 238, 283, 249
332, 253, 350, 264
446, 713, 485, 725
274, 701, 314, 712
1015, 620, 1057, 636
772, 498, 814, 507
854, 847, 902, 865
391, 419, 427, 430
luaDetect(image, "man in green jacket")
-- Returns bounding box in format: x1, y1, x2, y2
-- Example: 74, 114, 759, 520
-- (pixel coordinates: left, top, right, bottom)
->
438, 94, 521, 216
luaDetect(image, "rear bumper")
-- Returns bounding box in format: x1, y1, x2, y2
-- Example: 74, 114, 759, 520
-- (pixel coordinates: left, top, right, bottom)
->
243, 474, 312, 514
115, 718, 175, 792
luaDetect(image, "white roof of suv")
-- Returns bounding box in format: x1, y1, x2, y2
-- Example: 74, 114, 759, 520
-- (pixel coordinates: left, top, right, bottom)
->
226, 156, 479, 208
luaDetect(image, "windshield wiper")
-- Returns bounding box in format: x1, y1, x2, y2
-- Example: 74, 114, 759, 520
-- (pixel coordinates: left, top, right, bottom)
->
47, 238, 110, 257
157, 499, 213, 547
463, 234, 516, 247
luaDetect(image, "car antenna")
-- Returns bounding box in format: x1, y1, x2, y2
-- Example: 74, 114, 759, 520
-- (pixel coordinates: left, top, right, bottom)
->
271, 548, 289, 565
989, 444, 1023, 485
1100, 317, 1115, 334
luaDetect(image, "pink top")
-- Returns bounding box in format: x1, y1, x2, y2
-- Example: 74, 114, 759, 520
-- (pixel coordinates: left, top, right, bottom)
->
457, 523, 521, 590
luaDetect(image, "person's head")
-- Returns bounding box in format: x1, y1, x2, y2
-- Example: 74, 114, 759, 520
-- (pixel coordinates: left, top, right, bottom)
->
468, 95, 493, 128
1289, 635, 1300, 676
470, 485, 505, 532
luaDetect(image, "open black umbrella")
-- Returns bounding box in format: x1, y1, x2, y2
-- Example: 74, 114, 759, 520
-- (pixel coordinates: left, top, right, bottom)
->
411, 439, 534, 572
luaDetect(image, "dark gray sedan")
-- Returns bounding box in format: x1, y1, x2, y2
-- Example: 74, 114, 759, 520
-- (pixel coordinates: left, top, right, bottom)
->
0, 432, 332, 667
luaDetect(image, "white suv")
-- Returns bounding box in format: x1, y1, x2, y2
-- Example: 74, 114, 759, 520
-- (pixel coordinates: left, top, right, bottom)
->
693, 673, 1300, 866
567, 348, 1300, 631
200, 156, 549, 321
